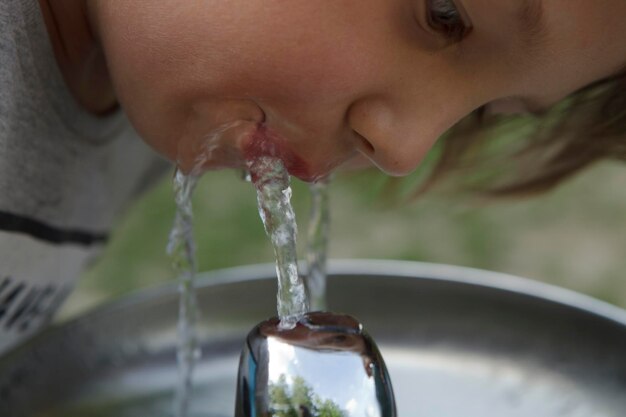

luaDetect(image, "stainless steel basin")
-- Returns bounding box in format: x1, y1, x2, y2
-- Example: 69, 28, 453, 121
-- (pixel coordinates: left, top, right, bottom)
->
1, 260, 626, 416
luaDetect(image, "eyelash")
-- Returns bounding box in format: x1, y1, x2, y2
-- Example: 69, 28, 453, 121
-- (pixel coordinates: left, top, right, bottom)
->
425, 0, 471, 42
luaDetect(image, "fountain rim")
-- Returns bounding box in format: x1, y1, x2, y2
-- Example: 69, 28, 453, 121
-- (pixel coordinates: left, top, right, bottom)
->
56, 259, 626, 329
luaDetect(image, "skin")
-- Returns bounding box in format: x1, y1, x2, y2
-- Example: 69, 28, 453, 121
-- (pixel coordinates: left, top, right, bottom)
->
41, 0, 626, 180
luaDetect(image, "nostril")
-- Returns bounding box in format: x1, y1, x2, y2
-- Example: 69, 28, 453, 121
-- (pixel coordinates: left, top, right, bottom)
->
352, 131, 375, 155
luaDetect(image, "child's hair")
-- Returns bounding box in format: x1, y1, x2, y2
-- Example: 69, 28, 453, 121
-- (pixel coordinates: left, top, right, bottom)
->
416, 71, 626, 198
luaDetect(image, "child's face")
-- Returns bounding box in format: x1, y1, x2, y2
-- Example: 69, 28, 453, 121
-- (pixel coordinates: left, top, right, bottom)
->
93, 0, 626, 179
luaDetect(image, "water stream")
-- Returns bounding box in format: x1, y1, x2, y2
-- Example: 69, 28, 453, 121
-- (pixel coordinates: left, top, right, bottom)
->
306, 179, 331, 311
167, 154, 329, 415
247, 156, 309, 329
167, 169, 201, 417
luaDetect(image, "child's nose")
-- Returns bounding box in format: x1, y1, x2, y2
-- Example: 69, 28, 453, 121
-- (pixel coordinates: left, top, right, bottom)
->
346, 97, 437, 177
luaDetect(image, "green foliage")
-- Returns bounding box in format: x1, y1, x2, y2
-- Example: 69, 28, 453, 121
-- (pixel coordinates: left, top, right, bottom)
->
64, 162, 626, 319
268, 375, 345, 417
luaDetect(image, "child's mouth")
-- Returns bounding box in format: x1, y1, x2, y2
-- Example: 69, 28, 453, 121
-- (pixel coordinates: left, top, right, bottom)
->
177, 119, 318, 182
242, 123, 316, 182
171, 97, 353, 181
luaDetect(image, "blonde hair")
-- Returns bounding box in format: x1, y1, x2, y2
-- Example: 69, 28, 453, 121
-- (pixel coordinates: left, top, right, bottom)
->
413, 72, 626, 198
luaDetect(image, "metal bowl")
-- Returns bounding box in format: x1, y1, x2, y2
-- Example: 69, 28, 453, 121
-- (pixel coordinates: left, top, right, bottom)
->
2, 260, 626, 416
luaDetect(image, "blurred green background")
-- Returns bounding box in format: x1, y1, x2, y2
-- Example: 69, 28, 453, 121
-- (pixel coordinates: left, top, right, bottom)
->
60, 161, 626, 318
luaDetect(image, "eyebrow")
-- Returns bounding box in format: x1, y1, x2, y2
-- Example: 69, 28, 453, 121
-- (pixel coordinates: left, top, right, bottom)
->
516, 0, 547, 50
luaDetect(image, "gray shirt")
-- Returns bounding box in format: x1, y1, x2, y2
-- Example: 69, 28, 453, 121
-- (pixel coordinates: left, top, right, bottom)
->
0, 0, 168, 354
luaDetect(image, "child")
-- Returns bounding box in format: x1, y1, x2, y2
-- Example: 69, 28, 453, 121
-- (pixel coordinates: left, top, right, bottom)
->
1, 0, 625, 354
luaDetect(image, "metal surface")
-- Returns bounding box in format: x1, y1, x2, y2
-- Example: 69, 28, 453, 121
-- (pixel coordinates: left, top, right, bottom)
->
234, 312, 396, 417
1, 260, 626, 416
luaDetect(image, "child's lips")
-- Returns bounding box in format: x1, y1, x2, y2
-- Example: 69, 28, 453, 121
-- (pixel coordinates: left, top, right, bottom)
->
242, 124, 316, 182
178, 120, 319, 181
172, 100, 349, 180
177, 114, 351, 182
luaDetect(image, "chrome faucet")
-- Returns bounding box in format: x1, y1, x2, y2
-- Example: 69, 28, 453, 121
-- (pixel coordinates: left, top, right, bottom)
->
235, 312, 396, 417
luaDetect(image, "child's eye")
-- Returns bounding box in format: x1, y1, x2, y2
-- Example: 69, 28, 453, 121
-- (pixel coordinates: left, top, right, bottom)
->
426, 0, 472, 42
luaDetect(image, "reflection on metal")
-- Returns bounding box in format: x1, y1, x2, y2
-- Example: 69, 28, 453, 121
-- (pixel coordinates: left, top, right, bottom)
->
4, 261, 626, 416
235, 312, 396, 417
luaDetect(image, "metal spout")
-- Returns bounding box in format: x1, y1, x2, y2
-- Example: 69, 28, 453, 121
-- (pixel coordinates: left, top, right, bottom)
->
234, 312, 396, 417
